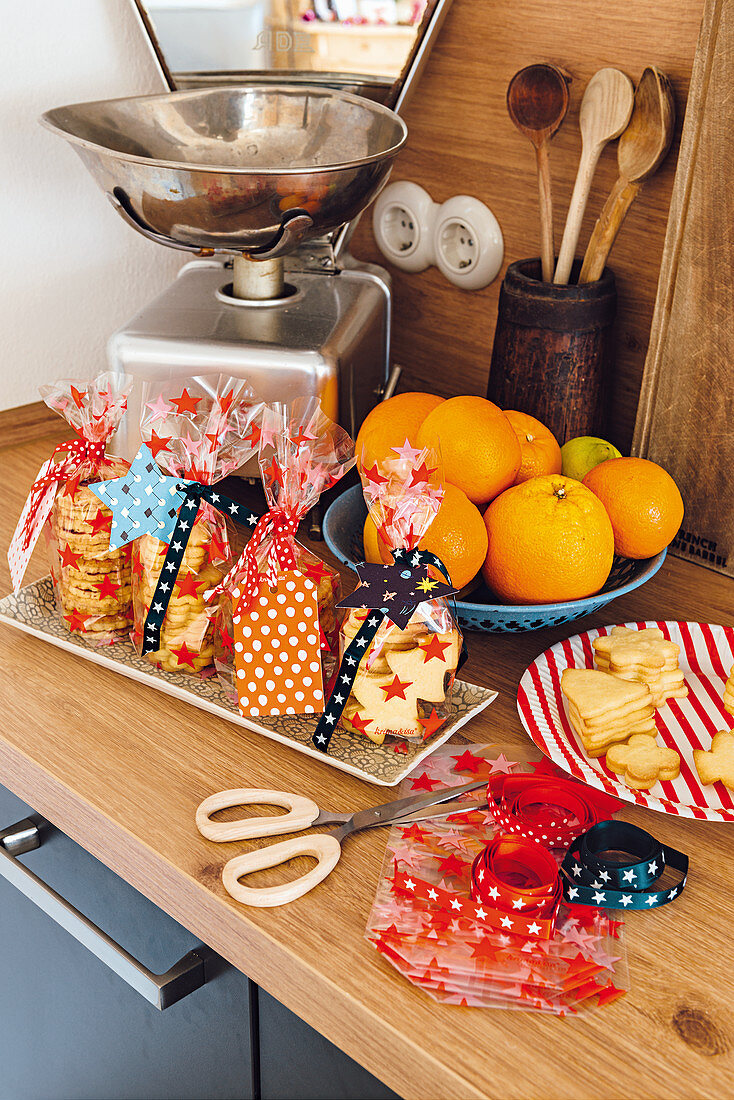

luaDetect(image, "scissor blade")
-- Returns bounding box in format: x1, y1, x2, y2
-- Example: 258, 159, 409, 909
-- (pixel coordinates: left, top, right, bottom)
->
388, 797, 488, 827
340, 778, 487, 838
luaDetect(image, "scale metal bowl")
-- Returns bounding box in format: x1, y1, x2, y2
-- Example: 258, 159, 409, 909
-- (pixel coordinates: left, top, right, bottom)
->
41, 86, 407, 258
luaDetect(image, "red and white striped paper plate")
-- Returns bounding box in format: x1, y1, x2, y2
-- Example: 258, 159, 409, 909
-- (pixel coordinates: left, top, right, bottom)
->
518, 621, 734, 821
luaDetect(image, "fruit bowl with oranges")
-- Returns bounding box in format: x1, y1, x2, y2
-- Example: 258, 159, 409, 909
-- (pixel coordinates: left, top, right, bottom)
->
323, 393, 680, 633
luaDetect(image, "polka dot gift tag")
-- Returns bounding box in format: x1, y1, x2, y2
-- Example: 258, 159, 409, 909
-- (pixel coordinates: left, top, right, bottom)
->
233, 570, 325, 717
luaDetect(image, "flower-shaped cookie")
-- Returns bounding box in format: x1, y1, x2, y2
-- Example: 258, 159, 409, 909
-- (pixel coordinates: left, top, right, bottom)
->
605, 734, 681, 790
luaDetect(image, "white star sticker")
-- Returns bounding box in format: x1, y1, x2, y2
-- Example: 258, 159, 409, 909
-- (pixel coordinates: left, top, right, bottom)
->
620, 894, 633, 907
333, 694, 344, 704
210, 493, 220, 502
325, 715, 335, 725
598, 870, 610, 882
488, 885, 499, 900
567, 886, 579, 900
165, 562, 176, 571
572, 863, 582, 877
474, 907, 487, 919
368, 617, 379, 627
511, 898, 525, 909
316, 734, 326, 743
645, 895, 657, 906
159, 582, 169, 592
248, 514, 258, 525
404, 878, 415, 891
172, 541, 183, 551
427, 888, 438, 900
450, 898, 462, 911
622, 869, 637, 883
229, 503, 238, 514
668, 888, 677, 900
592, 891, 606, 904
357, 638, 369, 647
341, 674, 351, 683
179, 520, 189, 530
411, 552, 421, 566
346, 657, 356, 666
527, 923, 542, 935
152, 603, 164, 612
648, 861, 658, 875
500, 916, 513, 929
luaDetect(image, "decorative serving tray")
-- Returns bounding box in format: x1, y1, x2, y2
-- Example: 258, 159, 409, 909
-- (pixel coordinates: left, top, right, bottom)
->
0, 577, 497, 787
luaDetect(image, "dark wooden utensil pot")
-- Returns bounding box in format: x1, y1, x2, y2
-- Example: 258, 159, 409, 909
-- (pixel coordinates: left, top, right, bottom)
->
487, 257, 616, 443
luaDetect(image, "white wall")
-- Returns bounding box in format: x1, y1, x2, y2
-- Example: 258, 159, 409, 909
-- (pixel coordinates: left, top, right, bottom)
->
0, 0, 182, 411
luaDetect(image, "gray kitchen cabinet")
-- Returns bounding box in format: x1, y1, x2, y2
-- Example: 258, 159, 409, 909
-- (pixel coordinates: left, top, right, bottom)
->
0, 782, 398, 1100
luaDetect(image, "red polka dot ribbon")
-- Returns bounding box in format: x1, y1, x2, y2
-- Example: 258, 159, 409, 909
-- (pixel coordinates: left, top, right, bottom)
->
8, 437, 106, 592
486, 774, 621, 849
470, 834, 564, 937
228, 509, 300, 617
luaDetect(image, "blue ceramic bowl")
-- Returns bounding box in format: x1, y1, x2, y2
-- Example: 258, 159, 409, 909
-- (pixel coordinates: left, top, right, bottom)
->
322, 484, 667, 634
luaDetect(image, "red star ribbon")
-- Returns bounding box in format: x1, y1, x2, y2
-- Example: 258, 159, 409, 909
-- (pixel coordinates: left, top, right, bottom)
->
8, 437, 106, 591
469, 835, 564, 938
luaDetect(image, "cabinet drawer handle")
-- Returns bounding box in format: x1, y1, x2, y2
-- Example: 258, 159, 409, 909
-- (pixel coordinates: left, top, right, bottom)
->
0, 818, 215, 1010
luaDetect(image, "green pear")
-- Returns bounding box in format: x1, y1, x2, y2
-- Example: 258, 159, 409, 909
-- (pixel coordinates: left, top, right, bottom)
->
561, 436, 622, 482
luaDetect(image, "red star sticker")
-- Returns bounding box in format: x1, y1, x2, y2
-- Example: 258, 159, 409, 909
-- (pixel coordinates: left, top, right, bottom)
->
421, 634, 452, 663
451, 749, 487, 774
218, 389, 235, 415
596, 983, 626, 1008
175, 572, 202, 598
219, 624, 234, 653
171, 641, 198, 668
291, 425, 316, 447
436, 852, 466, 877
361, 463, 389, 486
148, 430, 173, 459
408, 461, 437, 487
69, 385, 86, 409
381, 674, 411, 701
418, 708, 445, 738
205, 430, 223, 450
242, 423, 261, 448
88, 508, 112, 536
265, 456, 283, 486
348, 711, 374, 735
409, 771, 441, 792
96, 575, 121, 599
63, 475, 81, 499
59, 544, 82, 569
64, 609, 90, 632
170, 388, 201, 415
528, 758, 563, 777
399, 822, 431, 843
470, 939, 505, 962
393, 740, 409, 754
209, 530, 228, 563
131, 553, 145, 580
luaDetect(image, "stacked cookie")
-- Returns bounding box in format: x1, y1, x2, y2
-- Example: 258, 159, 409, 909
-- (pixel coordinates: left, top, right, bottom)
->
339, 607, 461, 745
50, 479, 132, 641
724, 664, 734, 716
593, 626, 688, 708
134, 518, 224, 673
560, 669, 657, 759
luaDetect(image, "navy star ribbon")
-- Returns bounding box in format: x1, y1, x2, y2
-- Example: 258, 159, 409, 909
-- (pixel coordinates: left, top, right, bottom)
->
561, 821, 688, 911
311, 549, 466, 752
142, 483, 260, 656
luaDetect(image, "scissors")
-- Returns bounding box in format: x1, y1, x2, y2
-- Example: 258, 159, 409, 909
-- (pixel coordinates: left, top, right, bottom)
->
195, 778, 488, 908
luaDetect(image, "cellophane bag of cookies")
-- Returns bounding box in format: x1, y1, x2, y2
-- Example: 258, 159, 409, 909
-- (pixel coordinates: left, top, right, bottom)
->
211, 398, 355, 712
7, 372, 133, 643
131, 375, 263, 675
339, 446, 463, 745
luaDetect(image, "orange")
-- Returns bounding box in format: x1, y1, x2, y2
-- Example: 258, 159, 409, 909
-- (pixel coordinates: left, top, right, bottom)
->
482, 474, 614, 604
583, 457, 684, 559
363, 483, 488, 590
415, 396, 521, 506
505, 410, 562, 484
355, 391, 445, 471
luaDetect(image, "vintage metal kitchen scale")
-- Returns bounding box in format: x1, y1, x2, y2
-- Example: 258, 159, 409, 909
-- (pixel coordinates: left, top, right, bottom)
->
41, 0, 452, 460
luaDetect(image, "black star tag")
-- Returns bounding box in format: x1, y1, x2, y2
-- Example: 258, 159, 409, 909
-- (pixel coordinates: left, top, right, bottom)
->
336, 553, 457, 628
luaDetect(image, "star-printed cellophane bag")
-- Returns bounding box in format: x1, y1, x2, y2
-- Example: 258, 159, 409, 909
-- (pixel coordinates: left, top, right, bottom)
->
211, 399, 355, 716
338, 445, 463, 745
7, 373, 133, 643
131, 376, 263, 674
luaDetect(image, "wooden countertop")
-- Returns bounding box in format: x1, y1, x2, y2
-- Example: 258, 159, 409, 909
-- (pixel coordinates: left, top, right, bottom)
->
2, 432, 734, 1100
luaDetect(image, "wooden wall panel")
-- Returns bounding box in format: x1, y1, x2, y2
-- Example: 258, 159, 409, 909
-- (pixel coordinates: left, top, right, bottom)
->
351, 0, 705, 451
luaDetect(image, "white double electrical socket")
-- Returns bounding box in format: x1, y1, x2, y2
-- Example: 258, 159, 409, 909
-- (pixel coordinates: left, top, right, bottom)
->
372, 181, 504, 290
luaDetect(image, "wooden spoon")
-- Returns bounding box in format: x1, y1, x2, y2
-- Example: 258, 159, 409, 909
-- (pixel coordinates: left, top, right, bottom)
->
554, 68, 634, 284
507, 64, 570, 282
579, 67, 675, 283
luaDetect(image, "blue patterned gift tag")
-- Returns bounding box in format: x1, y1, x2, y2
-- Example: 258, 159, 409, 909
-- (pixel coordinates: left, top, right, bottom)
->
89, 445, 187, 550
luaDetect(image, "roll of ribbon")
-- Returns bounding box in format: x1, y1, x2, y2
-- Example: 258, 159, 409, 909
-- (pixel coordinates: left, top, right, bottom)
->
487, 774, 621, 848
470, 834, 563, 937
561, 821, 688, 910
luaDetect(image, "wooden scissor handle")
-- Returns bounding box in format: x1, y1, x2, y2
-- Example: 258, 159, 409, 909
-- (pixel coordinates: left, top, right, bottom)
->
195, 788, 320, 843
222, 835, 342, 907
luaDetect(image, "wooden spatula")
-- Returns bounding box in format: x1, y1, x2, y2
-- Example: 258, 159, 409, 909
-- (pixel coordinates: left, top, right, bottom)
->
554, 68, 634, 285
507, 64, 570, 282
579, 67, 675, 283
